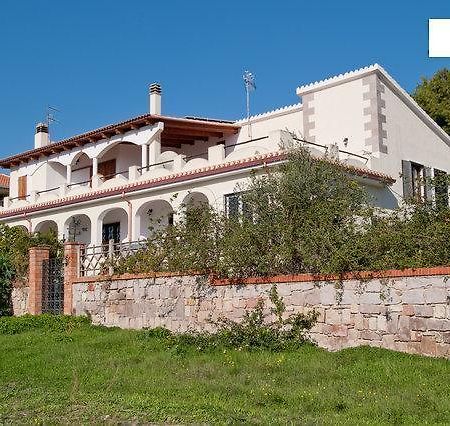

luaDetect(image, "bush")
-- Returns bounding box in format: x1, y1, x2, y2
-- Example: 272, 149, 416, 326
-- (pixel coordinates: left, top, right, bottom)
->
0, 254, 14, 316
141, 285, 318, 353
112, 145, 450, 279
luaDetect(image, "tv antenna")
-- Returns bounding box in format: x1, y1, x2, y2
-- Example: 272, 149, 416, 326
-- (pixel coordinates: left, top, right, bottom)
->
45, 105, 61, 139
243, 70, 256, 138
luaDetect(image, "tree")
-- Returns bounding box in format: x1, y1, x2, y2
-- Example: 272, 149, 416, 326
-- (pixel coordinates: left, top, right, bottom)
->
412, 68, 450, 135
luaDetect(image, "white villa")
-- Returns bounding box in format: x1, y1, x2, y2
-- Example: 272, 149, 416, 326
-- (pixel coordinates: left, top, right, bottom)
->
0, 64, 449, 247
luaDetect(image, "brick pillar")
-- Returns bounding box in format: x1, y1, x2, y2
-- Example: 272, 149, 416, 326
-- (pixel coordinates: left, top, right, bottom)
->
63, 242, 82, 315
28, 246, 50, 315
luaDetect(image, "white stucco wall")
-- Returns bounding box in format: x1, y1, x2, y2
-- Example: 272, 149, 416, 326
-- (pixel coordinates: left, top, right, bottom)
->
307, 78, 367, 155
371, 83, 450, 202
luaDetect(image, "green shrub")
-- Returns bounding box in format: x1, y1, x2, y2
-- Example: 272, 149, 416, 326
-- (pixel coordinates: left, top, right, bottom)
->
0, 314, 90, 335
149, 285, 318, 352
113, 146, 450, 278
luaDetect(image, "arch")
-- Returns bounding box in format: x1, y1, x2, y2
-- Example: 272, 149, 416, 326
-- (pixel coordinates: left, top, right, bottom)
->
158, 150, 177, 171
30, 159, 65, 177
34, 220, 58, 235
71, 152, 92, 187
97, 140, 140, 161
11, 224, 29, 234
135, 199, 174, 240
181, 191, 210, 209
29, 161, 66, 197
71, 151, 91, 167
97, 207, 129, 244
225, 145, 270, 161
64, 214, 91, 245
182, 158, 209, 171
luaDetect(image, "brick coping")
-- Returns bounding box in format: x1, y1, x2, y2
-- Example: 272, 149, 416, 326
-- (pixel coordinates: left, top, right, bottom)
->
72, 271, 204, 284
72, 265, 450, 286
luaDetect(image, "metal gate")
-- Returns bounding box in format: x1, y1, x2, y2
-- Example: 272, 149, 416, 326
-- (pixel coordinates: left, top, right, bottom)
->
42, 258, 64, 314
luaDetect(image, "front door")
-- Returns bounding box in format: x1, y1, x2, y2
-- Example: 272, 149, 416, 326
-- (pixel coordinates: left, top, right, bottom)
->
102, 222, 121, 244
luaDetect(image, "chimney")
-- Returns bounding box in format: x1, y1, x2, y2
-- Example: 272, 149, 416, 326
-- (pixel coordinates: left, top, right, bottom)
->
34, 122, 50, 149
149, 83, 161, 115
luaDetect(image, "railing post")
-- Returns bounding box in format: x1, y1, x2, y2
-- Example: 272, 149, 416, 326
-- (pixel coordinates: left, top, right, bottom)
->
63, 242, 82, 315
128, 165, 141, 181
208, 144, 225, 165
173, 154, 186, 171
29, 191, 38, 204
28, 246, 50, 315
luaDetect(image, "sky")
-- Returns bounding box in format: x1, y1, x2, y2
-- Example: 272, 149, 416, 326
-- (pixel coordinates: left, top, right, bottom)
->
0, 0, 449, 165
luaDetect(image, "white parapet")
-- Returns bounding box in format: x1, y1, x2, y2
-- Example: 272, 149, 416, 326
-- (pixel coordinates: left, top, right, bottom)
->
128, 165, 141, 182
173, 154, 186, 172
208, 144, 225, 165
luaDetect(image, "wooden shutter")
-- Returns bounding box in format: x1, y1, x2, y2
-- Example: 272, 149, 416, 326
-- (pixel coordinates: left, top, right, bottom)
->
98, 159, 116, 181
18, 176, 27, 200
401, 160, 413, 201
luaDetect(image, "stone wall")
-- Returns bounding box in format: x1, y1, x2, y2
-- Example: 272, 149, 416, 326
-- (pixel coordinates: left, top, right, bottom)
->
12, 281, 29, 316
72, 271, 450, 358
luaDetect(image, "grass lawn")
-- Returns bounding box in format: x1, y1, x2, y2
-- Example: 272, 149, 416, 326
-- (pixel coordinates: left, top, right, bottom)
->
0, 318, 449, 425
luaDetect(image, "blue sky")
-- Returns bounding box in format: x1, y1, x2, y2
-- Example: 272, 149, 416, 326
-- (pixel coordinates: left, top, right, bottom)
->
0, 0, 449, 163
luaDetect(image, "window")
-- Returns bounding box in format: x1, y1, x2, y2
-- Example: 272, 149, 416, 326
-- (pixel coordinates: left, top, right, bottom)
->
402, 160, 431, 202
225, 192, 252, 220
18, 175, 27, 200
402, 160, 448, 207
102, 222, 121, 244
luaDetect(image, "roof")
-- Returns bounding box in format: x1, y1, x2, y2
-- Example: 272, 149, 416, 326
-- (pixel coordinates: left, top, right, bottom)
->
296, 64, 450, 145
0, 151, 394, 220
0, 174, 9, 189
0, 114, 240, 169
234, 103, 302, 124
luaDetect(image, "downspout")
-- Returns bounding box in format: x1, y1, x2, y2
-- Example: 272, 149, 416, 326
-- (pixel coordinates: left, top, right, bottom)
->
121, 191, 132, 243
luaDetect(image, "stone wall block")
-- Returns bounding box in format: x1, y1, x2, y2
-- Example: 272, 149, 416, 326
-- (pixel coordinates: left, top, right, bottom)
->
403, 289, 425, 305
425, 288, 448, 304
320, 285, 336, 305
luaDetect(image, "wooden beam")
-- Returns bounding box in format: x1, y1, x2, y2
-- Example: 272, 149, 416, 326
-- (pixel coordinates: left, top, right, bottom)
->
162, 137, 195, 146
164, 128, 223, 138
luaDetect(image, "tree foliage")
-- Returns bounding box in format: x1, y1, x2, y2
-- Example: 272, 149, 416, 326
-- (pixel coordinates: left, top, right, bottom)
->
0, 225, 61, 316
412, 68, 450, 135
115, 146, 450, 278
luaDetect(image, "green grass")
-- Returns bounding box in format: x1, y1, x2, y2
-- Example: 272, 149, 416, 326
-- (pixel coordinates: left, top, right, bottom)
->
0, 317, 449, 424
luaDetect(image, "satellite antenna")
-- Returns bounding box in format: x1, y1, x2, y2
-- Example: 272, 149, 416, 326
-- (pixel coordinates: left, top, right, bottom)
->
243, 70, 256, 138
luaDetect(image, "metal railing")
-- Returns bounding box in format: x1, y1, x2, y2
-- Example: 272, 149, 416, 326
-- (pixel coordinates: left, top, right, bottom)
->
80, 239, 147, 276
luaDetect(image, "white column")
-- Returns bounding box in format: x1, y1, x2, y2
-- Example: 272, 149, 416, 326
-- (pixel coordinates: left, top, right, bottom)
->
92, 157, 98, 176
148, 137, 161, 167
141, 144, 149, 172
66, 164, 72, 185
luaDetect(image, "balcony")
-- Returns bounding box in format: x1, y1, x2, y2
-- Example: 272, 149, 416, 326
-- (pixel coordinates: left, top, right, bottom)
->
2, 131, 372, 210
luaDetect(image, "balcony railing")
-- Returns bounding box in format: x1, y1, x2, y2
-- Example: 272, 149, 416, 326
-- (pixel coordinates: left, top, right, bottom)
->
2, 132, 369, 209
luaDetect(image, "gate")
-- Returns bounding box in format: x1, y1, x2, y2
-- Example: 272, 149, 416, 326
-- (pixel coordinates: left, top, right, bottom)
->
42, 258, 64, 314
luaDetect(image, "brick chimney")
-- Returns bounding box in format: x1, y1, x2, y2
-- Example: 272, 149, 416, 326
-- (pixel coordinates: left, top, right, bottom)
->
149, 83, 161, 115
34, 122, 49, 149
